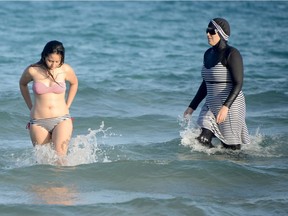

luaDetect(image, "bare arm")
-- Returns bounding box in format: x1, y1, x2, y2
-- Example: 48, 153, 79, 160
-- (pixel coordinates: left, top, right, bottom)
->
64, 64, 78, 109
19, 67, 33, 110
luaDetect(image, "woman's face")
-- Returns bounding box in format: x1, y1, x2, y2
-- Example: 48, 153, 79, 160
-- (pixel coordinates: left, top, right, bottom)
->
206, 28, 221, 46
45, 53, 62, 70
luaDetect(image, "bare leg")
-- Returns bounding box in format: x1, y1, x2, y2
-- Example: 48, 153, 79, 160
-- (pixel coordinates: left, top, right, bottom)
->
52, 118, 73, 157
29, 124, 51, 145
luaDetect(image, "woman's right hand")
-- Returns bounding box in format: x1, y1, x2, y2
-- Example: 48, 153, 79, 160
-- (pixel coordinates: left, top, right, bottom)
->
183, 107, 194, 118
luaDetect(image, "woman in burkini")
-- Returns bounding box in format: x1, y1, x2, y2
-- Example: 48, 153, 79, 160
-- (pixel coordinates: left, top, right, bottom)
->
20, 40, 78, 157
184, 18, 250, 150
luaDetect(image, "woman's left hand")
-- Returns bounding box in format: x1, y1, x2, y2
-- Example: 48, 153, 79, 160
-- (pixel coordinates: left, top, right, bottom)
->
216, 106, 229, 124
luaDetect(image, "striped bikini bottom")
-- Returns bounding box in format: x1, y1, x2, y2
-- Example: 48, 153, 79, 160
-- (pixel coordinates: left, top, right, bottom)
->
28, 114, 71, 133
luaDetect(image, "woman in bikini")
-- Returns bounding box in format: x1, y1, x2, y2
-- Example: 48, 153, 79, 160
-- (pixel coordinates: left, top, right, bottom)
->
19, 40, 78, 157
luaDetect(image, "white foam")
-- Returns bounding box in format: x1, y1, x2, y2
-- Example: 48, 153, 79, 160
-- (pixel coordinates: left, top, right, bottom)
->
31, 121, 113, 166
178, 115, 281, 158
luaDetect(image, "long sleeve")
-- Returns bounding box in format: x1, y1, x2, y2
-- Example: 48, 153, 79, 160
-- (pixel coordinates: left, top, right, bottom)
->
189, 80, 207, 110
223, 47, 243, 108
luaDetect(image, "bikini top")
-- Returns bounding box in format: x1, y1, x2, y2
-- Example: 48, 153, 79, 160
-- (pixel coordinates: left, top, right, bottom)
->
32, 81, 66, 95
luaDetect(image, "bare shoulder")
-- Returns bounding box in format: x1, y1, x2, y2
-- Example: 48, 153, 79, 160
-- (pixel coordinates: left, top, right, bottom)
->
20, 65, 35, 84
62, 63, 75, 73
26, 65, 39, 76
23, 65, 39, 78
62, 63, 77, 82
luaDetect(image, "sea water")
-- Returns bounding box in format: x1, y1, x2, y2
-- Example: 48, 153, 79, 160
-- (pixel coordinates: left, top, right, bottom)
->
0, 1, 287, 216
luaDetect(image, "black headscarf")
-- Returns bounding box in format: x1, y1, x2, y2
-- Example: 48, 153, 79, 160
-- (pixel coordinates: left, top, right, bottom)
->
209, 18, 230, 41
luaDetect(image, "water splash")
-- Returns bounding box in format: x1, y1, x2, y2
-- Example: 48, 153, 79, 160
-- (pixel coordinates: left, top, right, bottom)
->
20, 121, 114, 167
66, 121, 112, 166
178, 115, 282, 158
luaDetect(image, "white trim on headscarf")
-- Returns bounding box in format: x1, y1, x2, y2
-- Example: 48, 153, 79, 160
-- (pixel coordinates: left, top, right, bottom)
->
211, 20, 229, 41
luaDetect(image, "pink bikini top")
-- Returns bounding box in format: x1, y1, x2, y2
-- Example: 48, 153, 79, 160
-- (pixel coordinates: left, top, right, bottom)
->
32, 81, 66, 95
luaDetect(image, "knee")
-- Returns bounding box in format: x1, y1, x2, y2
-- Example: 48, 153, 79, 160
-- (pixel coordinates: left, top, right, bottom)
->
54, 139, 70, 156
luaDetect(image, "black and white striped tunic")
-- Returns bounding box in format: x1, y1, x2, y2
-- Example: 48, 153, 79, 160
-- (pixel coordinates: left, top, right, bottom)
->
197, 62, 250, 145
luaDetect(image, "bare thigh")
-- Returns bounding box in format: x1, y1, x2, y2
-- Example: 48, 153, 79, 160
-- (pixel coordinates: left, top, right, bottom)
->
52, 118, 73, 156
29, 124, 51, 145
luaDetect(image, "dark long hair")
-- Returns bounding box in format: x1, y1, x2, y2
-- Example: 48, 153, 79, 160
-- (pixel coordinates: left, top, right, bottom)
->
32, 40, 65, 83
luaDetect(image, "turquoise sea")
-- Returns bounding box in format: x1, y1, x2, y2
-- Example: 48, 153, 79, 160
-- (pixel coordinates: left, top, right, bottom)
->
0, 1, 287, 215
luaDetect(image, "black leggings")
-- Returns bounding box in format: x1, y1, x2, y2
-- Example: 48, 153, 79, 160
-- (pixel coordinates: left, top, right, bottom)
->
196, 128, 214, 148
197, 128, 241, 150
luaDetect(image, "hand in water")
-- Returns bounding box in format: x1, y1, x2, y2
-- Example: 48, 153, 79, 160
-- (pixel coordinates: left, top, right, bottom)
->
184, 107, 194, 118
